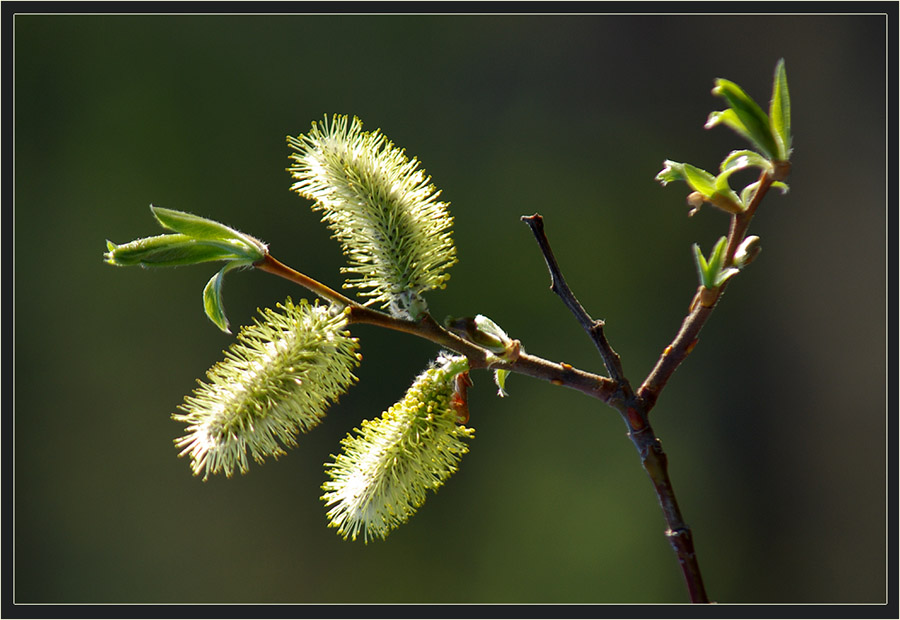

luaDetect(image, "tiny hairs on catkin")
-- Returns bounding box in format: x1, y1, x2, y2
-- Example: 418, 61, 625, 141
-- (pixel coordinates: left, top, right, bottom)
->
173, 298, 361, 480
287, 115, 457, 320
321, 353, 475, 543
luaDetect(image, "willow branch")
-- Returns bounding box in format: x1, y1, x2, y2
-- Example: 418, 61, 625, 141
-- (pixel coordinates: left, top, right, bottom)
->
520, 212, 709, 603
631, 426, 708, 603
254, 254, 357, 307
637, 170, 774, 411
254, 253, 619, 404
520, 214, 630, 389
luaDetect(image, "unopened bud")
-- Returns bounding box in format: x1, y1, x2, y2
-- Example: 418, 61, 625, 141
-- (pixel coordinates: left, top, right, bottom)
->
734, 235, 762, 268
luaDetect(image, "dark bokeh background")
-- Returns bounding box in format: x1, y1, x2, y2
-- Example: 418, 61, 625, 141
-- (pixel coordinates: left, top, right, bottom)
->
13, 13, 888, 603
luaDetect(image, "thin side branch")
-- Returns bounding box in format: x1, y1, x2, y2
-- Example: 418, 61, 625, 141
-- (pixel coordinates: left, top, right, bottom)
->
637, 170, 774, 411
520, 212, 708, 603
520, 214, 630, 389
254, 254, 357, 308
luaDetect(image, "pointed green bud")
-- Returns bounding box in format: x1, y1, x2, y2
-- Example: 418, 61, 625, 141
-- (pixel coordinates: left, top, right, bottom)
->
104, 206, 267, 268
173, 299, 361, 480
104, 233, 245, 267
321, 353, 474, 542
287, 115, 457, 320
445, 316, 517, 396
106, 206, 269, 331
445, 314, 515, 353
693, 237, 739, 290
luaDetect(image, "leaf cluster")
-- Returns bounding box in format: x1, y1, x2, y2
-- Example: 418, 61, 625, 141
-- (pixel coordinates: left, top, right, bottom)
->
656, 59, 792, 290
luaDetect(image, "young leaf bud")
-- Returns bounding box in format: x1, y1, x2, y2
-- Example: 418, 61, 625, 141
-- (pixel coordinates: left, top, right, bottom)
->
445, 314, 513, 353
105, 206, 267, 268
321, 354, 474, 542
734, 235, 762, 269
173, 299, 361, 480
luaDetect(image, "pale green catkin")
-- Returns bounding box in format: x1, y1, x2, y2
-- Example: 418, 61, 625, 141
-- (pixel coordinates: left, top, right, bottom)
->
321, 354, 474, 542
287, 115, 457, 319
173, 299, 361, 480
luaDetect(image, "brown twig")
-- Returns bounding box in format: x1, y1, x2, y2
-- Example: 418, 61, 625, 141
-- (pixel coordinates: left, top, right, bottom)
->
637, 170, 773, 411
254, 253, 619, 404
520, 214, 630, 390
520, 213, 709, 603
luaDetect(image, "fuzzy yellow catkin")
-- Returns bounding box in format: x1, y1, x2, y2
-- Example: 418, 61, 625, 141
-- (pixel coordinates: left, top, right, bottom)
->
287, 115, 457, 320
321, 354, 474, 542
173, 299, 361, 480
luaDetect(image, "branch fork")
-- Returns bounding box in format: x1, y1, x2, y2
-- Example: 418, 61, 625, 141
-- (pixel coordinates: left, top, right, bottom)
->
520, 212, 709, 604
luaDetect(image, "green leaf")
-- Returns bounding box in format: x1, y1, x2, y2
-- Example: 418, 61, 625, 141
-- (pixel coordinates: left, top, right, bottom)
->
693, 243, 711, 288
771, 181, 790, 194
710, 178, 743, 214
716, 267, 740, 287
740, 183, 760, 208
740, 179, 790, 207
681, 163, 717, 196
658, 160, 743, 214
714, 151, 772, 211
656, 160, 687, 186
494, 369, 510, 397
720, 150, 772, 174
682, 163, 744, 214
203, 262, 248, 334
151, 206, 267, 260
711, 78, 779, 160
707, 236, 728, 276
104, 234, 245, 267
705, 109, 752, 142
770, 59, 791, 160
716, 266, 740, 287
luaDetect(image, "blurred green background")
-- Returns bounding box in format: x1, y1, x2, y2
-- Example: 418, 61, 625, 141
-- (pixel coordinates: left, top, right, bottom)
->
13, 13, 887, 604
